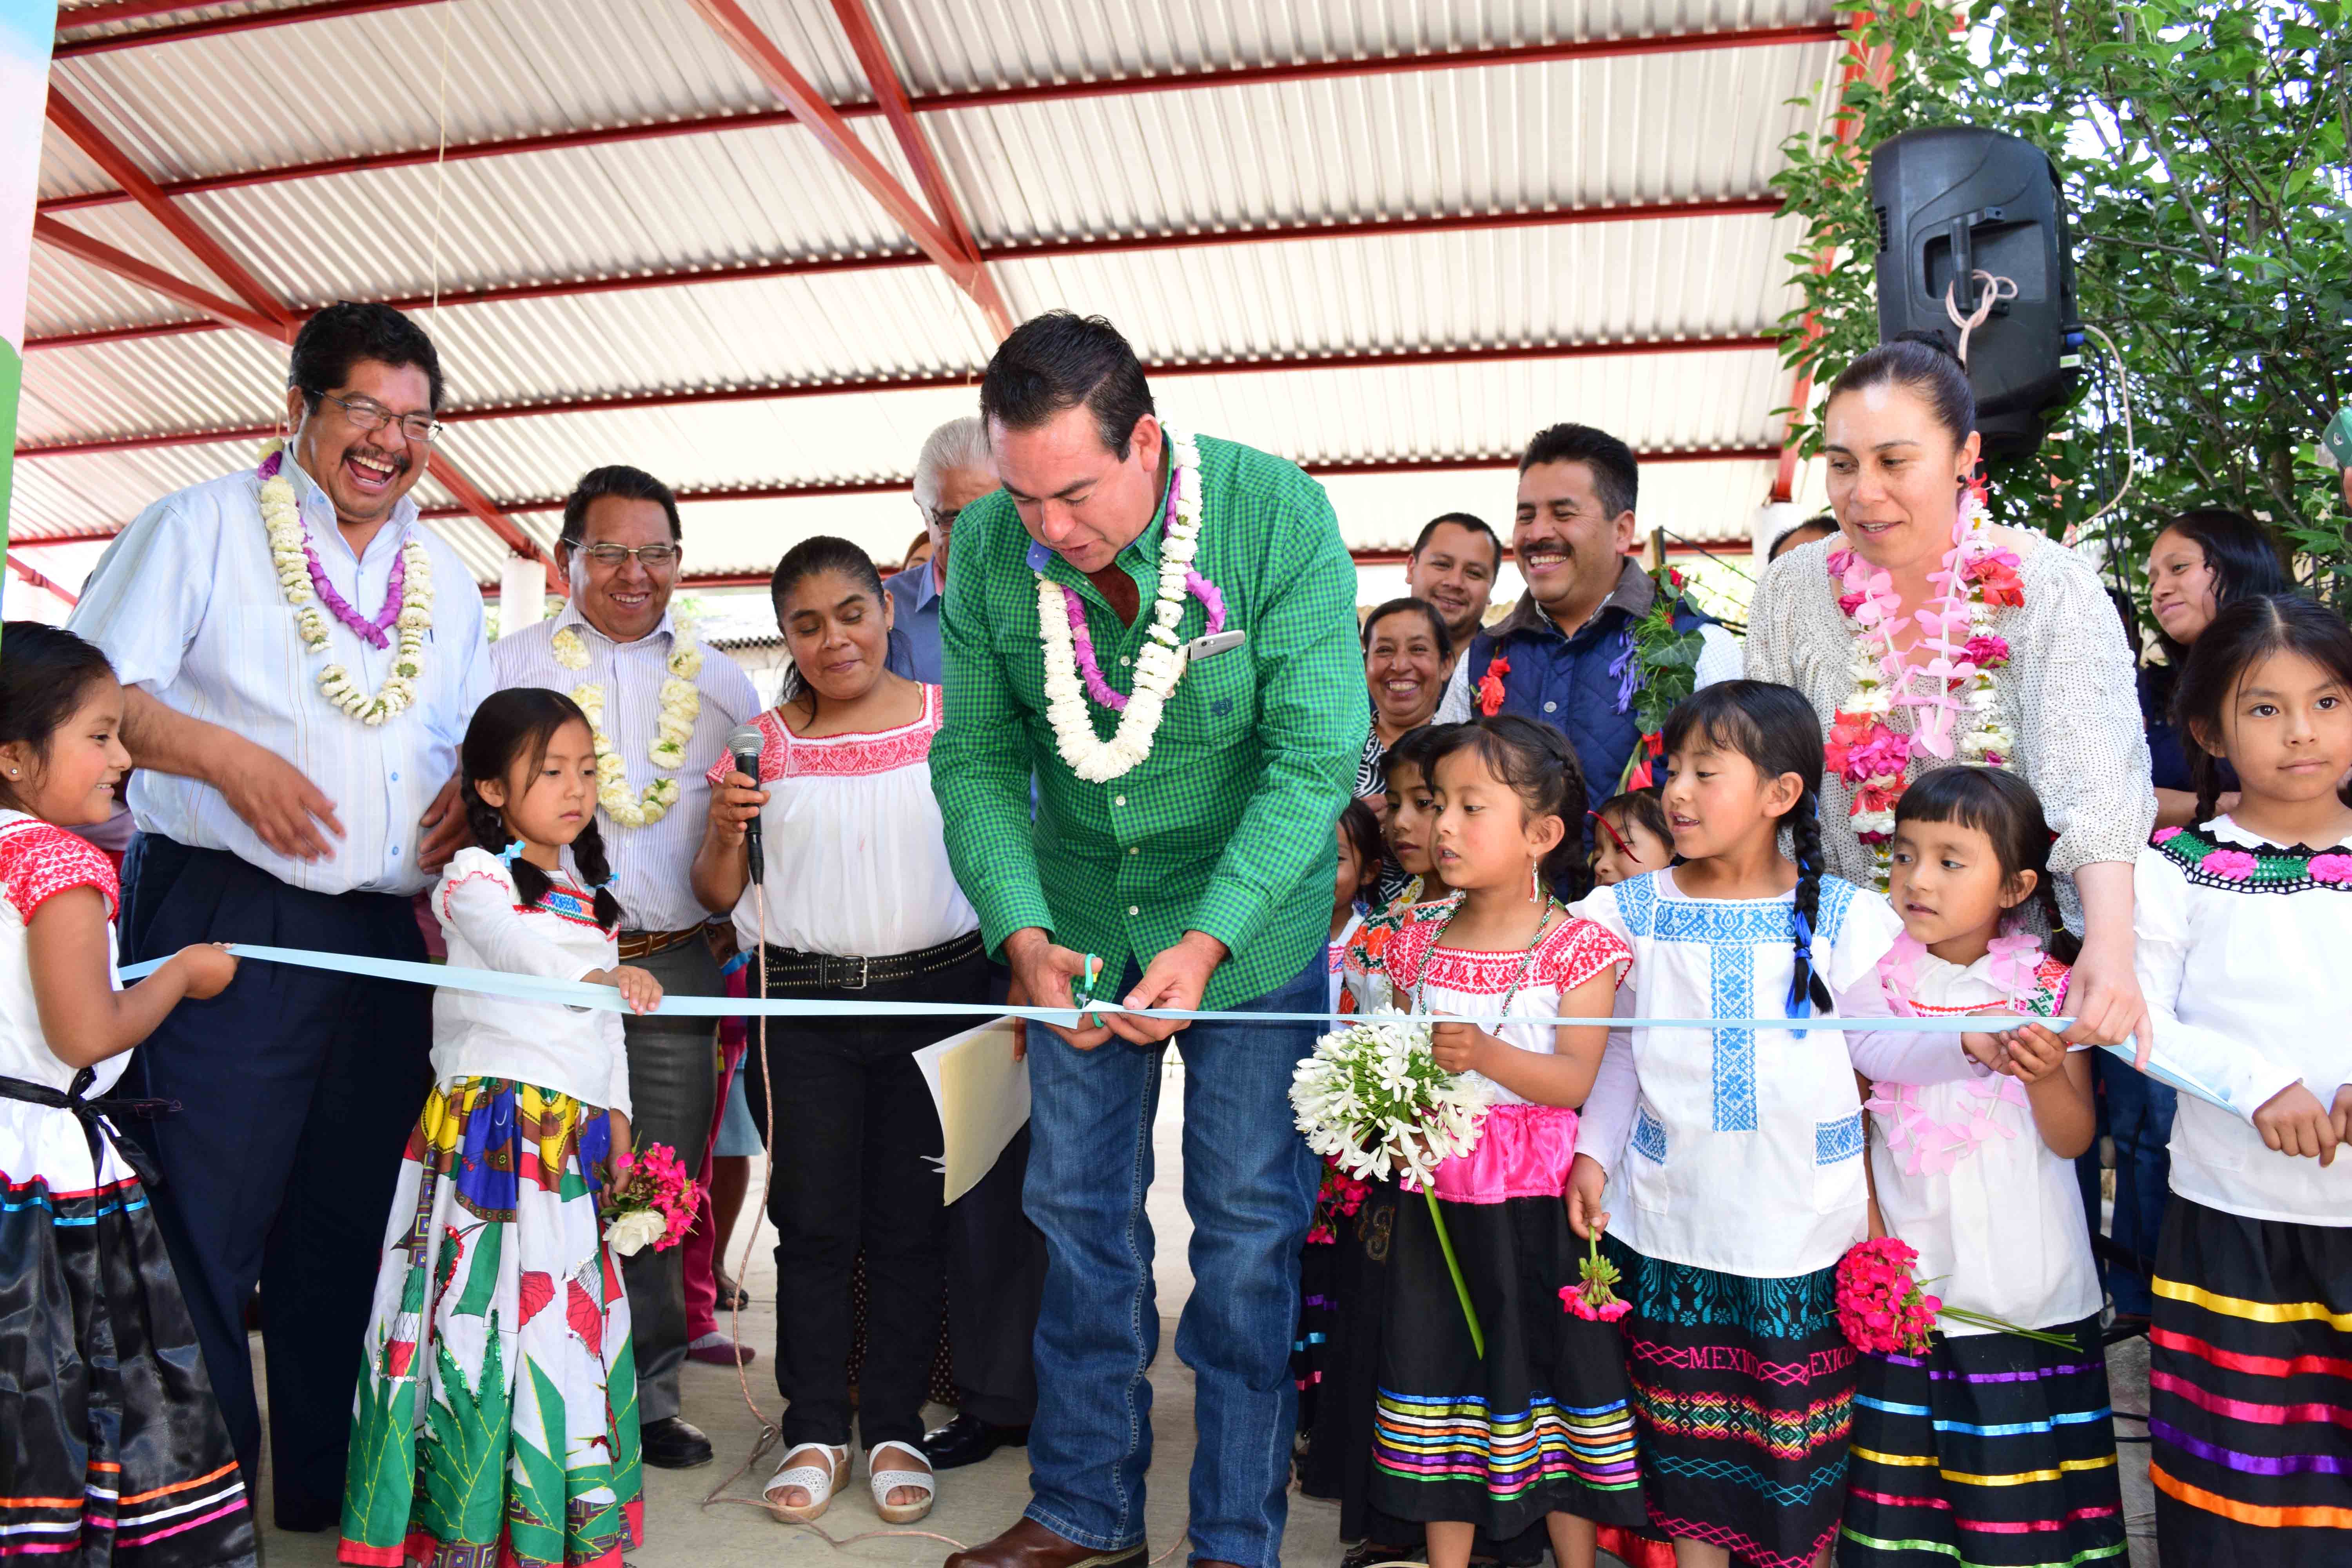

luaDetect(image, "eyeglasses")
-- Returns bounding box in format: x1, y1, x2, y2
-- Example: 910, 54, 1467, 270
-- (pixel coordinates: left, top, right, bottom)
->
318, 392, 443, 444
921, 504, 962, 534
579, 543, 682, 570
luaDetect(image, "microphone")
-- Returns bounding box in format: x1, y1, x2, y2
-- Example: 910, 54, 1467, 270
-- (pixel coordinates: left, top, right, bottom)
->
725, 721, 765, 886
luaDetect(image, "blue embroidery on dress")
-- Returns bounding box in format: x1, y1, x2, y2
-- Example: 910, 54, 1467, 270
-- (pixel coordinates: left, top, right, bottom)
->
1815, 1112, 1863, 1164
1631, 1105, 1668, 1163
1616, 872, 1659, 937
1711, 942, 1758, 1131
1816, 877, 1858, 947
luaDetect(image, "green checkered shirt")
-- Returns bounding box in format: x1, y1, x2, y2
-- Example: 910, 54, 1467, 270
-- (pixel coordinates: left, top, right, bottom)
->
932, 432, 1367, 1007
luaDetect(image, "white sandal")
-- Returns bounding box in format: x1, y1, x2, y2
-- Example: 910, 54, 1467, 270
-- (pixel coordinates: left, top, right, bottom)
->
761, 1442, 848, 1524
867, 1439, 935, 1524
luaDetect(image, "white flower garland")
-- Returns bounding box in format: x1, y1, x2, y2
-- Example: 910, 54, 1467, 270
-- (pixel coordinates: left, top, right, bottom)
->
1036, 423, 1205, 783
552, 614, 702, 828
261, 446, 432, 726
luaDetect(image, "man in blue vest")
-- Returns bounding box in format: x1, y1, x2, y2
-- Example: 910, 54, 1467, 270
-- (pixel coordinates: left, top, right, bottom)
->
1463, 423, 1740, 808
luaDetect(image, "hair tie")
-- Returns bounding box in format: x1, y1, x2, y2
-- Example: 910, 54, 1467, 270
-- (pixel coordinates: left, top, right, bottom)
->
497, 840, 526, 867
1786, 906, 1818, 1020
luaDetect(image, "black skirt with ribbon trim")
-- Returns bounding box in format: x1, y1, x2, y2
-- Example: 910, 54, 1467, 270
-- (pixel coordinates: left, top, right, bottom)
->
0, 1067, 257, 1568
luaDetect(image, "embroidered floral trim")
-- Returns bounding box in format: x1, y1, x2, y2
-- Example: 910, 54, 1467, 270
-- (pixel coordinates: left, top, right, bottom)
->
2152, 823, 2352, 893
557, 613, 702, 828
1370, 898, 1631, 999
261, 445, 432, 726
0, 816, 120, 921
702, 691, 940, 785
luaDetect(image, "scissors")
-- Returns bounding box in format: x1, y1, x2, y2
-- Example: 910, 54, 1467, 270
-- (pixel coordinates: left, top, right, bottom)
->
1071, 952, 1106, 1029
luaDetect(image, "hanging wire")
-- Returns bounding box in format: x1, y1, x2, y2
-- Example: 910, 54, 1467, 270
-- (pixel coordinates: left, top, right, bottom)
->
426, 0, 455, 316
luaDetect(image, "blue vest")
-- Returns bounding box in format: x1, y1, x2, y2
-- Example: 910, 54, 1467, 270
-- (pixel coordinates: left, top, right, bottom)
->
1467, 596, 1715, 811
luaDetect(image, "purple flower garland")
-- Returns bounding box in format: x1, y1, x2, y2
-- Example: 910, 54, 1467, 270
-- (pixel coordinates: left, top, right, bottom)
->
1060, 569, 1229, 714
261, 448, 407, 648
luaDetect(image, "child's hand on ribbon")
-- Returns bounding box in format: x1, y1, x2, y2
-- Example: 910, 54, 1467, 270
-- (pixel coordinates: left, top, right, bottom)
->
1994, 1022, 2069, 1084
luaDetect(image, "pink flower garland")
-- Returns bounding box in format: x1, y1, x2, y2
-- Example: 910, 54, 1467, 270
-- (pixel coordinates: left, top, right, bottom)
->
1060, 568, 1228, 714
260, 448, 407, 648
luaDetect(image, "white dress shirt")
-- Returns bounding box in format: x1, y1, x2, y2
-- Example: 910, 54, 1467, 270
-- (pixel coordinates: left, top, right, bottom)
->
67, 458, 491, 897
491, 602, 760, 934
431, 848, 628, 1113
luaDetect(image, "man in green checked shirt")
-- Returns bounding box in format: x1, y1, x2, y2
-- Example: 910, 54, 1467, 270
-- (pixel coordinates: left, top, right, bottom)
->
933, 313, 1366, 1568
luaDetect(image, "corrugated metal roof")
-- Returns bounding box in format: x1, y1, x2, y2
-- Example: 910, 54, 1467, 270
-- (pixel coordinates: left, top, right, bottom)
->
15, 0, 1844, 592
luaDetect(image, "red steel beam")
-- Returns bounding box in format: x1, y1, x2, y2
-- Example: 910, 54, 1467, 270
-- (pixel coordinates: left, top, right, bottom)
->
31, 214, 289, 339
4, 555, 80, 607
39, 22, 1843, 215
44, 91, 294, 330
424, 453, 556, 581
828, 0, 1011, 338
54, 0, 443, 58
26, 194, 1785, 352
17, 335, 1782, 460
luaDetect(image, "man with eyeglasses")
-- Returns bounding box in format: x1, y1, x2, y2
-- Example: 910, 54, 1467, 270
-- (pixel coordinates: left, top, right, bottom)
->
65, 301, 493, 1531
882, 416, 999, 683
490, 463, 761, 1470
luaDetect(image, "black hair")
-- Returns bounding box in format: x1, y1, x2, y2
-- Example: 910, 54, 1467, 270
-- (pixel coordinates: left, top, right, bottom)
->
1360, 597, 1454, 662
2148, 508, 2292, 664
1517, 423, 1638, 520
458, 688, 623, 933
1337, 797, 1385, 897
2173, 593, 2352, 822
1824, 330, 1976, 450
1768, 515, 1840, 561
1422, 715, 1592, 902
1595, 788, 1672, 853
1659, 680, 1835, 1015
1383, 722, 1457, 793
560, 465, 683, 549
769, 535, 885, 610
287, 300, 445, 413
0, 624, 118, 814
1892, 766, 2076, 962
1410, 512, 1503, 572
979, 311, 1156, 459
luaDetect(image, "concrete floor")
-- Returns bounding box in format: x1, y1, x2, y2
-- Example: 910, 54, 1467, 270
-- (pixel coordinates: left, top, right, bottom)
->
251, 1058, 2156, 1567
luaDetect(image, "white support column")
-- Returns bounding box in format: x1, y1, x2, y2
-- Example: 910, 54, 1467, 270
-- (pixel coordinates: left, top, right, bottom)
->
497, 555, 548, 638
1753, 501, 1809, 575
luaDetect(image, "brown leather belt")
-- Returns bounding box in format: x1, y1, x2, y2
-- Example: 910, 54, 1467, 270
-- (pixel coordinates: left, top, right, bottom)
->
617, 926, 704, 961
760, 930, 984, 991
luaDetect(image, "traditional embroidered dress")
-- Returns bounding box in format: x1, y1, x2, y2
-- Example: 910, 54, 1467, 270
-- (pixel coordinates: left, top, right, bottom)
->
1842, 940, 2125, 1568
1351, 900, 1646, 1539
339, 849, 640, 1568
1574, 868, 1929, 1568
0, 811, 258, 1568
2132, 818, 2352, 1565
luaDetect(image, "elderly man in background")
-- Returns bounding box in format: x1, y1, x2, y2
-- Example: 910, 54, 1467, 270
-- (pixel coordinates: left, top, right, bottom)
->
490, 464, 761, 1470
885, 416, 1000, 684
1406, 511, 1504, 721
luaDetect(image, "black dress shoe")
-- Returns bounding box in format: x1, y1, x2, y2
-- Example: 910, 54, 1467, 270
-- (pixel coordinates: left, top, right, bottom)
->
640, 1415, 714, 1469
920, 1412, 1029, 1470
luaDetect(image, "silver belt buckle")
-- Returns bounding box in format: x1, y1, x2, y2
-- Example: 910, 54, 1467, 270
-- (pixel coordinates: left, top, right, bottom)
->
842, 955, 869, 991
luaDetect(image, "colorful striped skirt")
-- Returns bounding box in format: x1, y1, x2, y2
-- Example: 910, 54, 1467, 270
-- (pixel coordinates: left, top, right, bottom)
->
338, 1077, 642, 1568
1602, 1239, 1855, 1568
1839, 1314, 2124, 1567
1368, 1107, 1644, 1539
0, 1098, 257, 1568
2148, 1198, 2350, 1566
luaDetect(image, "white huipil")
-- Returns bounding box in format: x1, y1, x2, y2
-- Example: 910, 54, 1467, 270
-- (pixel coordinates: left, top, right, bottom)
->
1867, 940, 2102, 1333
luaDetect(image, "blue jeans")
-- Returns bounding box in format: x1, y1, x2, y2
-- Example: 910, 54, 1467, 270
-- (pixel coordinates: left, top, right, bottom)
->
2093, 1050, 2176, 1316
1021, 954, 1324, 1568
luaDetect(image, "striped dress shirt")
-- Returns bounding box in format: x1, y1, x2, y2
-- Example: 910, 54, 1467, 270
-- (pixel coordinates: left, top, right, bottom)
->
490, 602, 761, 934
67, 458, 493, 897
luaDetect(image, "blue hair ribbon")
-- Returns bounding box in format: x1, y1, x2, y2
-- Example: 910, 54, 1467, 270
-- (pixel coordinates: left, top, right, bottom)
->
498, 840, 526, 868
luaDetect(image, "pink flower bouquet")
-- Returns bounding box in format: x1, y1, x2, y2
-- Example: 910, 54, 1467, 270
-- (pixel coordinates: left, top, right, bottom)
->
1561, 1231, 1633, 1323
1837, 1237, 2074, 1351
603, 1140, 699, 1256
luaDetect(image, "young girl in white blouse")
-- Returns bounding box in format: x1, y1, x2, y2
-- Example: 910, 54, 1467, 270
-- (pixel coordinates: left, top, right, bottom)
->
1567, 682, 1977, 1568
341, 688, 661, 1568
2118, 594, 2351, 1567
1838, 766, 2123, 1568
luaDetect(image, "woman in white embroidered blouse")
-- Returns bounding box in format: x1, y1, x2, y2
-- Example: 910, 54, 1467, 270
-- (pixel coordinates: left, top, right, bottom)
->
691, 538, 981, 1528
1744, 336, 2155, 1056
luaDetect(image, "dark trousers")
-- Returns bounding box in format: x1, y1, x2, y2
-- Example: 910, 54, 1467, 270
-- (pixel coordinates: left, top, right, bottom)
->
741, 944, 987, 1450
942, 961, 1046, 1428
615, 935, 721, 1425
118, 833, 432, 1530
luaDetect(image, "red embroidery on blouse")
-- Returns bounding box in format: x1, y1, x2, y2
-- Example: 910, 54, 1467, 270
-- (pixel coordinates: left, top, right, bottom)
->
1372, 901, 1631, 998
439, 866, 510, 923
704, 687, 941, 786
0, 819, 120, 921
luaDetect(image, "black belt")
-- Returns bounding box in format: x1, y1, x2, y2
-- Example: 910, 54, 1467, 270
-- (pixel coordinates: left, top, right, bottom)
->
0, 1067, 178, 1189
760, 930, 984, 991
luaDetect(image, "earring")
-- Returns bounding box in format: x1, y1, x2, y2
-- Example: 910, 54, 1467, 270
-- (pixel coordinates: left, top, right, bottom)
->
1529, 862, 1543, 903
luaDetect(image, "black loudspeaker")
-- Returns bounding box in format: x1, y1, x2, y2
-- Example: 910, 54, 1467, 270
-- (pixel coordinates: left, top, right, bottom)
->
1870, 126, 2082, 460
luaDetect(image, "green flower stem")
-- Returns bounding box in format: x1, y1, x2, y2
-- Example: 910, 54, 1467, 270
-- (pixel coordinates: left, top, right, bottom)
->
1424, 1183, 1485, 1359
1937, 1307, 2078, 1350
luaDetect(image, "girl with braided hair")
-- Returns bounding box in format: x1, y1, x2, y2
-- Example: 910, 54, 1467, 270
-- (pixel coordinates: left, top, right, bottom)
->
1568, 682, 1981, 1568
341, 688, 662, 1568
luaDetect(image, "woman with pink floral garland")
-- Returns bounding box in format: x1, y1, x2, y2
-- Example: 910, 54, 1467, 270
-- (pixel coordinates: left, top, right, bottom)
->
1744, 334, 2156, 1066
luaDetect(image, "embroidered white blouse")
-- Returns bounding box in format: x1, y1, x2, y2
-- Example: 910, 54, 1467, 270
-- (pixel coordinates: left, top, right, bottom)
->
1573, 869, 1975, 1278
2133, 816, 2352, 1227
0, 812, 132, 1190
1869, 942, 2102, 1332
431, 848, 629, 1115
709, 686, 978, 959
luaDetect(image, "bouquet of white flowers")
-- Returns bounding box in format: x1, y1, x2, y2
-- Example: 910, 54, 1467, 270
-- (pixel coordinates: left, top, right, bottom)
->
1289, 1008, 1492, 1355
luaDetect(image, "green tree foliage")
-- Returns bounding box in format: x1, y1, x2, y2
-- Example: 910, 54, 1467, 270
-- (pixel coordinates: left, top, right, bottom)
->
1773, 1, 2351, 606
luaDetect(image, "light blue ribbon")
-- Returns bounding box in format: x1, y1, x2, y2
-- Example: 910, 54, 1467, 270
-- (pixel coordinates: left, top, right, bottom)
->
117, 942, 2230, 1110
